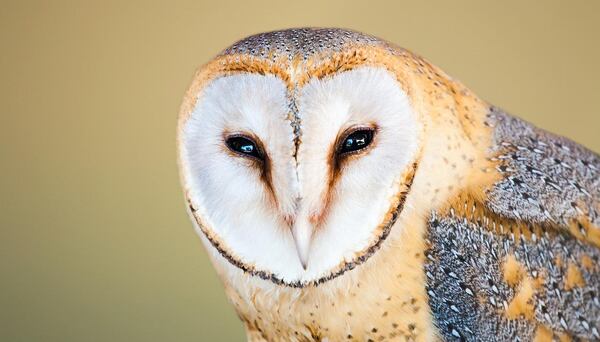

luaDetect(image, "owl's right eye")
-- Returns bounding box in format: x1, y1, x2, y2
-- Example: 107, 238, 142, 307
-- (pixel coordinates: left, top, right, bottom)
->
225, 135, 264, 160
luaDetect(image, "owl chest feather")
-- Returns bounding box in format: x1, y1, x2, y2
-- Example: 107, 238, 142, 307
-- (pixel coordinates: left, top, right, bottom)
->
220, 211, 436, 342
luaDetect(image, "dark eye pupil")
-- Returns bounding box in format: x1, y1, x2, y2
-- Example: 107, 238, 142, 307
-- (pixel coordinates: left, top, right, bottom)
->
340, 129, 374, 154
226, 136, 262, 159
239, 144, 254, 153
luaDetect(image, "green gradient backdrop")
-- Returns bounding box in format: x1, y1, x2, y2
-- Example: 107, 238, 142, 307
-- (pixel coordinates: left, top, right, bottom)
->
1, 1, 599, 341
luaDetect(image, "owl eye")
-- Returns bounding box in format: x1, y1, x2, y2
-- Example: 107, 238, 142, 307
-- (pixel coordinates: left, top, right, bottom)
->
225, 135, 263, 160
338, 128, 375, 155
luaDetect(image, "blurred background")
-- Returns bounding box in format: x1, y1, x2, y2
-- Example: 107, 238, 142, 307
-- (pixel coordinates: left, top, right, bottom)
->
1, 1, 599, 341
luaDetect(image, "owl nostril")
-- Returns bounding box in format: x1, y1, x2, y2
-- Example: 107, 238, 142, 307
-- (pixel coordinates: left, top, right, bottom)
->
281, 197, 302, 228
308, 203, 331, 228
308, 212, 322, 226
282, 214, 295, 228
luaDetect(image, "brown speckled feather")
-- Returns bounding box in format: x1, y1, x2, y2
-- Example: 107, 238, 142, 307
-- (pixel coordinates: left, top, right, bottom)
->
178, 28, 599, 342
425, 109, 599, 341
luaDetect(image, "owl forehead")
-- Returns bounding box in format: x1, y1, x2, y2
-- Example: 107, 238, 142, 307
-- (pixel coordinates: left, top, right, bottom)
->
220, 27, 386, 62
192, 66, 407, 151
178, 28, 422, 132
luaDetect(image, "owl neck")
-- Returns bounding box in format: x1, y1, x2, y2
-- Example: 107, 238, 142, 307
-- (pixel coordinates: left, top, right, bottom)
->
213, 205, 436, 341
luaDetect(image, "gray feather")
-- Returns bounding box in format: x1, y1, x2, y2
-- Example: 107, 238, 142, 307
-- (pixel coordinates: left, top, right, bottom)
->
426, 109, 600, 341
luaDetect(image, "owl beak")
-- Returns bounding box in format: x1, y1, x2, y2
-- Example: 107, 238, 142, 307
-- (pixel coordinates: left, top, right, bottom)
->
291, 220, 312, 270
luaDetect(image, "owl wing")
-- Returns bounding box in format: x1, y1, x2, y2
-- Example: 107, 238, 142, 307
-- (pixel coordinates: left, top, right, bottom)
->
425, 108, 600, 341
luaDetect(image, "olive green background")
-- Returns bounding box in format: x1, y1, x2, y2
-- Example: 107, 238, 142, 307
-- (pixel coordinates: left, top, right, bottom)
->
1, 1, 598, 341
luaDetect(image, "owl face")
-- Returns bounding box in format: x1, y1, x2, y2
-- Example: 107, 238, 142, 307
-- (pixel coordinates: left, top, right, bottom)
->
180, 53, 420, 286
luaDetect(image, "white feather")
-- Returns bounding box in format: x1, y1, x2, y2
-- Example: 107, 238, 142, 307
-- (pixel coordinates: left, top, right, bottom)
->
180, 67, 419, 284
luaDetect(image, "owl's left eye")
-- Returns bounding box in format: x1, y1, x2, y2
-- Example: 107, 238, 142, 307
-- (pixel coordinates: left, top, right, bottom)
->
225, 135, 264, 160
338, 127, 375, 156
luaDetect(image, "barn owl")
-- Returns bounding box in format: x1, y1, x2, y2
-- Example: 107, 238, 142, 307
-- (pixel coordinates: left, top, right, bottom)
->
177, 28, 599, 341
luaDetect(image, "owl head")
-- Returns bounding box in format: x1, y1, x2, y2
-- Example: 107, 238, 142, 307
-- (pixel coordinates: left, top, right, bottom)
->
177, 28, 483, 287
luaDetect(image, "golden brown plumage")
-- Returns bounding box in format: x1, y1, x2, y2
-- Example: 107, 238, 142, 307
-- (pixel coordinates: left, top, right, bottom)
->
177, 28, 599, 341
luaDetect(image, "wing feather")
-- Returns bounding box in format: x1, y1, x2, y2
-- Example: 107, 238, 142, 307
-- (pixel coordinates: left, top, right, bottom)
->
425, 108, 600, 341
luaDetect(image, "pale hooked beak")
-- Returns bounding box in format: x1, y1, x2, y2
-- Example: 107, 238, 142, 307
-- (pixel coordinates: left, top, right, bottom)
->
291, 219, 313, 270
